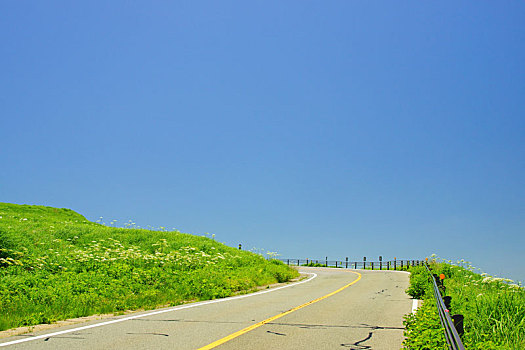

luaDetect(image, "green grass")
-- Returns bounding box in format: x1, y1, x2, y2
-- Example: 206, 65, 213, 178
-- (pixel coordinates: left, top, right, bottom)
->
0, 203, 299, 331
403, 258, 525, 349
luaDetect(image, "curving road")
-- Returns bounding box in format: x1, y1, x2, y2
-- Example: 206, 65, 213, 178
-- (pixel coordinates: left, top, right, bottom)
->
0, 267, 412, 350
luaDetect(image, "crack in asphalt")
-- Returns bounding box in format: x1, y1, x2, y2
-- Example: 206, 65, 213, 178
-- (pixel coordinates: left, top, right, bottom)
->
266, 330, 286, 336
43, 336, 86, 342
131, 318, 404, 331
341, 331, 373, 349
267, 322, 403, 331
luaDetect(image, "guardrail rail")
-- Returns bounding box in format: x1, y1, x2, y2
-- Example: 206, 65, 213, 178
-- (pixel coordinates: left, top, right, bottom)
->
275, 257, 423, 270
425, 263, 465, 350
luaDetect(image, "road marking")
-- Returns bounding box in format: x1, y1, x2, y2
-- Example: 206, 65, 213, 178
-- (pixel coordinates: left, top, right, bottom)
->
412, 299, 419, 313
198, 270, 362, 350
0, 273, 318, 347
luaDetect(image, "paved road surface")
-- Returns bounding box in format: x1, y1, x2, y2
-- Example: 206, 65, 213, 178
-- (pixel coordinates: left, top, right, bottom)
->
0, 267, 412, 350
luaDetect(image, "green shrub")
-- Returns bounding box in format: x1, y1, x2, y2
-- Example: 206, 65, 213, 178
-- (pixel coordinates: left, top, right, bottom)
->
406, 265, 430, 299
403, 298, 447, 349
302, 262, 326, 267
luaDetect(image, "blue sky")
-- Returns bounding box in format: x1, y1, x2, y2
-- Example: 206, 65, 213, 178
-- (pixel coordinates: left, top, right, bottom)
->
2, 2, 524, 282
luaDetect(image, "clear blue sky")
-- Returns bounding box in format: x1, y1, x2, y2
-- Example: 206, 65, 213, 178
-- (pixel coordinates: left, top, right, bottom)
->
2, 2, 524, 282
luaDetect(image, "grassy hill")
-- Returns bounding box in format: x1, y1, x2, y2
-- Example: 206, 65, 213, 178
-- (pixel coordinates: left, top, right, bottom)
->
0, 203, 298, 331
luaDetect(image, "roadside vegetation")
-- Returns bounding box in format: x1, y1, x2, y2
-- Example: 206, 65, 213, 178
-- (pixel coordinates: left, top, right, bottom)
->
0, 203, 298, 332
403, 257, 524, 350
302, 262, 330, 267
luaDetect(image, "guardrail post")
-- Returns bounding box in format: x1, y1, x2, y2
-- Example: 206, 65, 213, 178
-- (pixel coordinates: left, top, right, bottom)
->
432, 273, 441, 288
287, 259, 289, 266
401, 260, 404, 270
297, 259, 299, 266
394, 257, 396, 270
440, 273, 446, 293
325, 257, 328, 267
346, 257, 348, 268
335, 261, 338, 268
444, 296, 452, 310
306, 258, 309, 265
238, 244, 242, 250
452, 314, 464, 336
354, 261, 357, 269
371, 262, 374, 270
379, 256, 382, 270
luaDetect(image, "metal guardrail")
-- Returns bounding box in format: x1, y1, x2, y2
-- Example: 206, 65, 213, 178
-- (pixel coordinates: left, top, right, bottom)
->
277, 258, 423, 270
425, 263, 465, 350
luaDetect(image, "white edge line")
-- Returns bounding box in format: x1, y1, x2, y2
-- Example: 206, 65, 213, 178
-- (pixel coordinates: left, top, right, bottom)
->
0, 273, 317, 347
411, 299, 419, 313
352, 269, 410, 274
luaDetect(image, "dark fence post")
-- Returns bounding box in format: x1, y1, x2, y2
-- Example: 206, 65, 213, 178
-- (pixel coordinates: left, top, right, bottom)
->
325, 256, 328, 267
444, 296, 452, 310
346, 257, 348, 268
394, 257, 396, 270
363, 256, 366, 269
439, 273, 446, 294
452, 314, 464, 336
354, 261, 357, 269
379, 256, 382, 270
238, 244, 242, 250
371, 262, 374, 270
306, 258, 309, 266
335, 261, 338, 268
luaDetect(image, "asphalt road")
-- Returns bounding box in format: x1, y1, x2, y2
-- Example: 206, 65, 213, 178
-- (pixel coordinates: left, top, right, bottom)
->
0, 267, 412, 350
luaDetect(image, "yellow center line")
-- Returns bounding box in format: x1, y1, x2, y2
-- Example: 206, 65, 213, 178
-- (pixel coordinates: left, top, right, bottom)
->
198, 270, 362, 350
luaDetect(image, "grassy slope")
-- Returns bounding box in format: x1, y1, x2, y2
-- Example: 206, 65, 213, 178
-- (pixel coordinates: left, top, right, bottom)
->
0, 203, 298, 331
